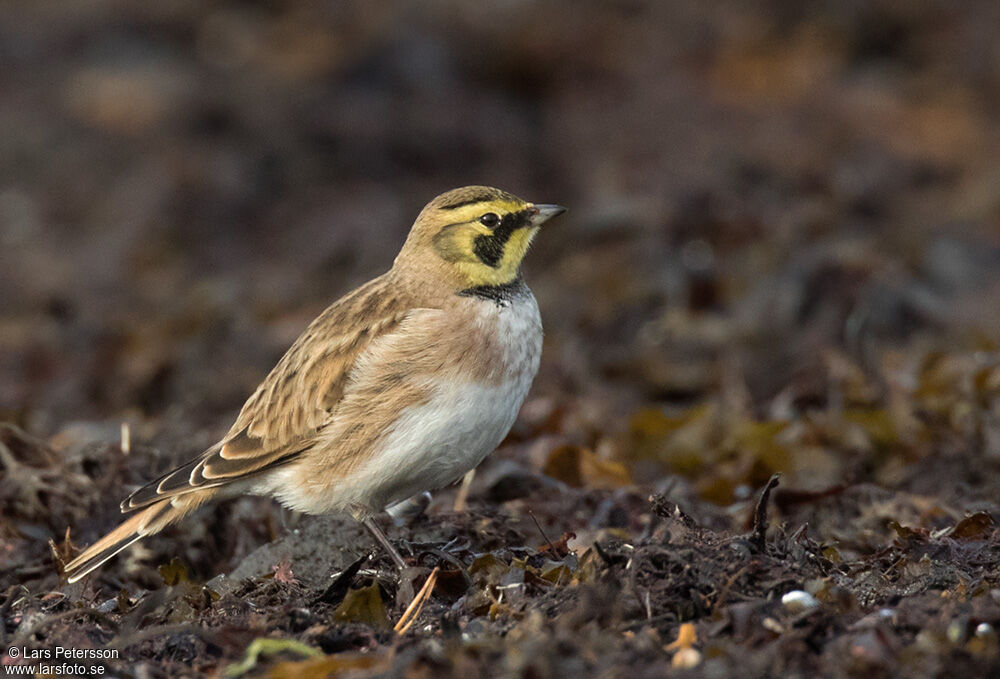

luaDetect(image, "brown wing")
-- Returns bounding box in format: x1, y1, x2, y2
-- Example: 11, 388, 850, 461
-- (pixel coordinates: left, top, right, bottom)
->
121, 273, 414, 512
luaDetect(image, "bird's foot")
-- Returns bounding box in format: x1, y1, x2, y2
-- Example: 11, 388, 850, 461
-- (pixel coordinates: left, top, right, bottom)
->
361, 515, 408, 570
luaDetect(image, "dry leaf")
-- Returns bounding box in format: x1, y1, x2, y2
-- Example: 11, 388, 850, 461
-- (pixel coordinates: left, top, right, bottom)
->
333, 583, 389, 629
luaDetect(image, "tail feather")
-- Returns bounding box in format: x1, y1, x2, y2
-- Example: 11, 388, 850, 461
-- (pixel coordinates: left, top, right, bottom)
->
64, 491, 212, 583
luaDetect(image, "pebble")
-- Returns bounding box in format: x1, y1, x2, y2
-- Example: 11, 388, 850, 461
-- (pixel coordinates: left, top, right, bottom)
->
781, 590, 820, 613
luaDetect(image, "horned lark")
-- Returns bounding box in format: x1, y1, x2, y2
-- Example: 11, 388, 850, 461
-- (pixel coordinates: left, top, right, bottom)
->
64, 186, 565, 582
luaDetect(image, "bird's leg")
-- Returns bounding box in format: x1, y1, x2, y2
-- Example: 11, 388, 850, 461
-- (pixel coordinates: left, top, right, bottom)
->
385, 492, 432, 525
362, 516, 407, 570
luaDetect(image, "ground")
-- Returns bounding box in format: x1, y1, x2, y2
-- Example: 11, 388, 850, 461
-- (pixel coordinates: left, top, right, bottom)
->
3, 1, 1000, 677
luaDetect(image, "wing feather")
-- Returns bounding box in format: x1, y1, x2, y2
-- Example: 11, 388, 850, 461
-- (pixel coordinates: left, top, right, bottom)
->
122, 273, 414, 513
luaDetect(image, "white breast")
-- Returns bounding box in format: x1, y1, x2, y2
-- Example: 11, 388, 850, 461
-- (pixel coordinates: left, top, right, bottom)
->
351, 295, 541, 510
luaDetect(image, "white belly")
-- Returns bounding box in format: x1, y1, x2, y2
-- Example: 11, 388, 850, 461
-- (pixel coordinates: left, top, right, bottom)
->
351, 376, 533, 509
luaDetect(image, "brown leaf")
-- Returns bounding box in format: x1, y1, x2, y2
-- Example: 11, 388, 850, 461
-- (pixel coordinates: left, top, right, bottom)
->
158, 557, 190, 586
332, 583, 389, 629
543, 445, 630, 488
888, 520, 928, 542
537, 531, 576, 558
947, 512, 996, 540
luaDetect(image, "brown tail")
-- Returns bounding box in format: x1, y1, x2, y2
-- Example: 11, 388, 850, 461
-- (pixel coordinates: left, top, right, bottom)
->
64, 491, 213, 583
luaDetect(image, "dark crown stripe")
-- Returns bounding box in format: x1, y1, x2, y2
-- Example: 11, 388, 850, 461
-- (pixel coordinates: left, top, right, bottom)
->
436, 186, 521, 210
439, 197, 490, 210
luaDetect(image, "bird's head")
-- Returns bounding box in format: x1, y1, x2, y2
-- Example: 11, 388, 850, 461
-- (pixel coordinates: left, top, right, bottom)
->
396, 186, 565, 289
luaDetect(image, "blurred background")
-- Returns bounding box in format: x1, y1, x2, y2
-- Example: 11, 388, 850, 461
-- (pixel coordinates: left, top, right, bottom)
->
3, 0, 1000, 560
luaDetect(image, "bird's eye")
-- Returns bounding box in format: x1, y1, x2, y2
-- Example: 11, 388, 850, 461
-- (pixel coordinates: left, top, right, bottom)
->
479, 212, 500, 228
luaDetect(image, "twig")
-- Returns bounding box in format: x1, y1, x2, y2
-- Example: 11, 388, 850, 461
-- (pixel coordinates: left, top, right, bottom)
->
423, 548, 471, 583
394, 567, 439, 634
0, 424, 59, 465
120, 422, 130, 456
527, 510, 556, 554
0, 438, 26, 473
617, 611, 678, 631
453, 469, 475, 512
713, 564, 749, 611
750, 474, 781, 551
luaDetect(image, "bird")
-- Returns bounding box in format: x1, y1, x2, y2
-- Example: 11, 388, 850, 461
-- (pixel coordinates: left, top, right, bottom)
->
63, 186, 565, 582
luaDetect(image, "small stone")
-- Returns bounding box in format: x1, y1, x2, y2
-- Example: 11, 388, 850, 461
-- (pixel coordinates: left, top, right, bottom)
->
947, 620, 968, 644
672, 647, 702, 669
781, 590, 820, 613
762, 617, 785, 634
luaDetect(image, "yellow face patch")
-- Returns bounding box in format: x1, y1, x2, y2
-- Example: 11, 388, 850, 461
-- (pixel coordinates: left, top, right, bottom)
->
431, 199, 540, 287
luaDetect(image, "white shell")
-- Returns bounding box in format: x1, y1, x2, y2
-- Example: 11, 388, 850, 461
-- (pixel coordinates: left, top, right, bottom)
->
781, 590, 820, 613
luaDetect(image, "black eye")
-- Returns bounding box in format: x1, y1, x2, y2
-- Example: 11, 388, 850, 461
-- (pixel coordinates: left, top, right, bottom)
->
479, 212, 500, 228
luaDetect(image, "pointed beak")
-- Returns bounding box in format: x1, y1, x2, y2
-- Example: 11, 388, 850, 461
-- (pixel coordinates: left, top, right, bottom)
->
529, 204, 566, 226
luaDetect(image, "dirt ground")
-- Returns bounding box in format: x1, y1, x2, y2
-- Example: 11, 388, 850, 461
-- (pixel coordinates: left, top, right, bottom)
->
4, 1, 1000, 677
